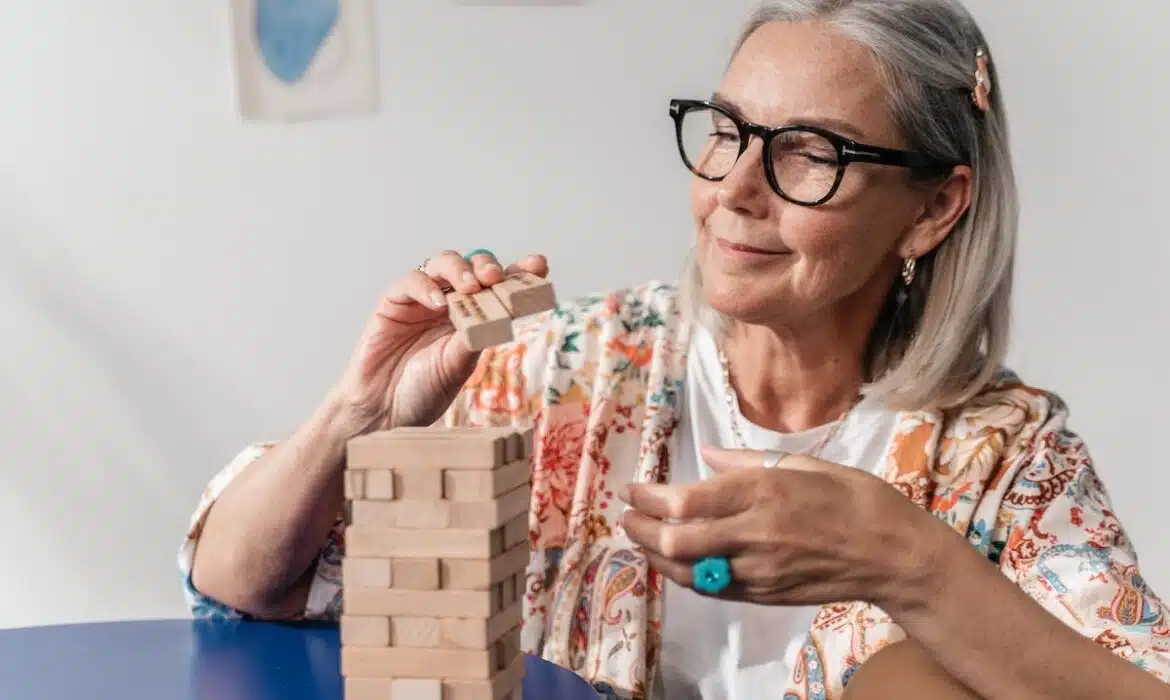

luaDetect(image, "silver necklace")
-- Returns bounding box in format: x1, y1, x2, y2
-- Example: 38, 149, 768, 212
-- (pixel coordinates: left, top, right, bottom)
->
716, 344, 857, 458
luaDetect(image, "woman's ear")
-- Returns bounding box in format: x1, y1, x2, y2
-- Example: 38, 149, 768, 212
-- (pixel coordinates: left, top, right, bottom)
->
900, 165, 974, 257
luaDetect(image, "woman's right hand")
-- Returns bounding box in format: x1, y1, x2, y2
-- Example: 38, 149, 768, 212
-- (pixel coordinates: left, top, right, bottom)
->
329, 249, 549, 436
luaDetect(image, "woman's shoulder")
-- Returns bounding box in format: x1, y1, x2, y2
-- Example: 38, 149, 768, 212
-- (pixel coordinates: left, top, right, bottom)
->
888, 367, 1077, 476
952, 367, 1072, 434
914, 366, 1083, 477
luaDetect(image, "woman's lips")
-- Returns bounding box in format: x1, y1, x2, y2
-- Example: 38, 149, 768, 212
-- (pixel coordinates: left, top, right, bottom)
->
715, 236, 790, 258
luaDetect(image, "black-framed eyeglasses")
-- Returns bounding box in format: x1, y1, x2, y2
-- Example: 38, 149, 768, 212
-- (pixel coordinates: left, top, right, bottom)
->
669, 99, 959, 206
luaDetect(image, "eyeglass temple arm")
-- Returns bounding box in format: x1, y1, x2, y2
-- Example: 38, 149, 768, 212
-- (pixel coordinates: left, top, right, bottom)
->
843, 143, 952, 169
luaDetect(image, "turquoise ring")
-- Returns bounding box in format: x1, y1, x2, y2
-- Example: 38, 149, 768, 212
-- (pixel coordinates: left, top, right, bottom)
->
464, 248, 496, 261
692, 556, 732, 594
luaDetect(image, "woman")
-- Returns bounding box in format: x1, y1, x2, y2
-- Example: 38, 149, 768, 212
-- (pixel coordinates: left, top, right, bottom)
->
181, 1, 1170, 698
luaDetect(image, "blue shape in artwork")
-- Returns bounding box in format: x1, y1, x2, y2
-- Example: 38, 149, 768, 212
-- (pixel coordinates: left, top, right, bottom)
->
254, 0, 339, 83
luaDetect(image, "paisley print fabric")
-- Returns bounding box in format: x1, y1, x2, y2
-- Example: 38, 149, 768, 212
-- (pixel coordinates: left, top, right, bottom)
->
179, 281, 1170, 698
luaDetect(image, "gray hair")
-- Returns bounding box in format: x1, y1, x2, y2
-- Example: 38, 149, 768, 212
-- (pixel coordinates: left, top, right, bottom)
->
679, 0, 1018, 412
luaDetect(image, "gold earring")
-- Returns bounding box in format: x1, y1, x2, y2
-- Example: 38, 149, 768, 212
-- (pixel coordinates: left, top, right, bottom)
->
901, 256, 917, 286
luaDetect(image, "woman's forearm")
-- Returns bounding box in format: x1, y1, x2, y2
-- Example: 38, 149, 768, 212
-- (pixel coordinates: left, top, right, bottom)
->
881, 524, 1170, 700
190, 394, 358, 618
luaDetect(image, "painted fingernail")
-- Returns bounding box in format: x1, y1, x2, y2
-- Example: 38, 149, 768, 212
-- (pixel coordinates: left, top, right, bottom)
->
429, 291, 447, 308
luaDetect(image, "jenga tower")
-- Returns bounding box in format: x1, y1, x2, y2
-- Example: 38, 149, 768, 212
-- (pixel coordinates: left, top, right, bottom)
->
341, 426, 533, 700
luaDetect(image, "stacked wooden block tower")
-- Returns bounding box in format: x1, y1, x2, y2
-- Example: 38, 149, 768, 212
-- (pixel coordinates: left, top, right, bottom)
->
338, 271, 555, 700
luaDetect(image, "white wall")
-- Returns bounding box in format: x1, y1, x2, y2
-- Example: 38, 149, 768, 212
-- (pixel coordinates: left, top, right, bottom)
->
0, 1, 1165, 629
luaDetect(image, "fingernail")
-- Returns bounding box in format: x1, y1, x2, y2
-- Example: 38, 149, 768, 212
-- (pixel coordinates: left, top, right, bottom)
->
461, 271, 477, 286
617, 485, 631, 503
429, 291, 447, 308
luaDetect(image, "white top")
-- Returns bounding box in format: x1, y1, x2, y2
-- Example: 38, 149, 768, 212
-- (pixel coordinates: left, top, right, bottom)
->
651, 325, 899, 700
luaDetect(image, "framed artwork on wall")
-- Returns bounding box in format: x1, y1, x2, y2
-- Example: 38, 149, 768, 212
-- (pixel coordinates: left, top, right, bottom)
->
229, 0, 380, 122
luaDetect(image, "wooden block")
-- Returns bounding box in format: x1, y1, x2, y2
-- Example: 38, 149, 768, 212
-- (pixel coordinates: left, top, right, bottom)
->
389, 426, 514, 440
352, 499, 446, 529
392, 678, 442, 700
345, 587, 498, 618
390, 617, 441, 648
503, 433, 522, 464
490, 271, 556, 319
348, 429, 512, 470
442, 653, 526, 700
440, 543, 529, 591
344, 470, 366, 500
492, 581, 506, 614
443, 460, 529, 502
342, 645, 498, 680
391, 425, 530, 465
350, 500, 403, 528
448, 288, 513, 351
365, 469, 396, 500
490, 528, 505, 559
392, 558, 440, 590
346, 527, 504, 559
501, 575, 517, 608
341, 615, 390, 647
394, 467, 444, 500
343, 558, 393, 588
518, 428, 534, 460
502, 514, 528, 550
494, 627, 522, 671
440, 601, 522, 650
351, 485, 531, 530
345, 678, 394, 700
449, 485, 531, 529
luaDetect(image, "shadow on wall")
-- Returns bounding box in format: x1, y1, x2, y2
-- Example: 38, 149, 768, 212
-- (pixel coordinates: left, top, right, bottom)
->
0, 181, 256, 616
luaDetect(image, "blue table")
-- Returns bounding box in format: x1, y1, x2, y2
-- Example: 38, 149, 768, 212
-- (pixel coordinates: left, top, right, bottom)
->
0, 619, 598, 699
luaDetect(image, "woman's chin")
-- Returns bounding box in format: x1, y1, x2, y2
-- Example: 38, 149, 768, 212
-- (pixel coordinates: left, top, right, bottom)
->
702, 289, 783, 325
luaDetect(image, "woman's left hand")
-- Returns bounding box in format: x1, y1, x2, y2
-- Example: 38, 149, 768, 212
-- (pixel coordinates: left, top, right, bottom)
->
618, 445, 942, 607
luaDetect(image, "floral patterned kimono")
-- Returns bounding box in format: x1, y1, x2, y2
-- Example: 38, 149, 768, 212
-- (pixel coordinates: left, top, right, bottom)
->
181, 281, 1170, 699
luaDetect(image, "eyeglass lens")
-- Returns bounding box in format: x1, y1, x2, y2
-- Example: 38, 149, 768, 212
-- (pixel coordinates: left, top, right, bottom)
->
678, 106, 841, 203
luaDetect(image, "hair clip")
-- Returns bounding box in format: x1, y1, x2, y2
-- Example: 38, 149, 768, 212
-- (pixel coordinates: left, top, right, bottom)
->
972, 48, 992, 112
